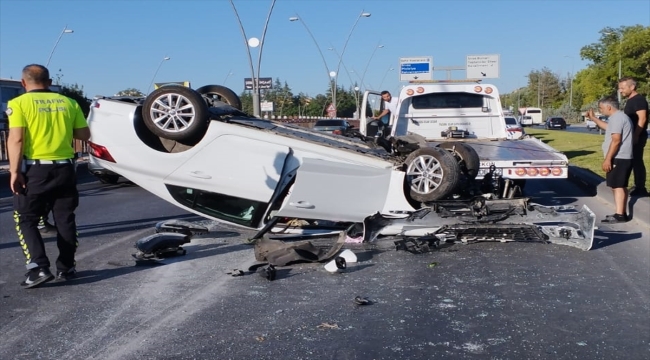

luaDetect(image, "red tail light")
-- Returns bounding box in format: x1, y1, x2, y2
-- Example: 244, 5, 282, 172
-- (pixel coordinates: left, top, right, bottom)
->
332, 129, 342, 135
551, 167, 563, 176
88, 141, 116, 163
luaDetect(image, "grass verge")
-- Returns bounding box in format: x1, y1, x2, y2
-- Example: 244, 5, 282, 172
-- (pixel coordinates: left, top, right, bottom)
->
525, 127, 650, 191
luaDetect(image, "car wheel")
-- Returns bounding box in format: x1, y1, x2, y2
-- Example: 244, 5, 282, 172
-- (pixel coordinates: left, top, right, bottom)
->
437, 142, 480, 180
195, 85, 242, 110
404, 147, 460, 203
142, 85, 210, 143
97, 174, 120, 184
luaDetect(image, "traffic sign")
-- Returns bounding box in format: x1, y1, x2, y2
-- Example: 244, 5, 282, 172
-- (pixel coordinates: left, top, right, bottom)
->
261, 101, 274, 112
326, 104, 335, 112
466, 54, 500, 79
399, 57, 433, 81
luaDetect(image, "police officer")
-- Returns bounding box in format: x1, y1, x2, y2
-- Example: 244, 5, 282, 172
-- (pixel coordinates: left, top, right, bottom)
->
6, 64, 91, 288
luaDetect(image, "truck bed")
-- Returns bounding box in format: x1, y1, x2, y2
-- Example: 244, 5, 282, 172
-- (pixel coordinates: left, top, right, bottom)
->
464, 138, 567, 164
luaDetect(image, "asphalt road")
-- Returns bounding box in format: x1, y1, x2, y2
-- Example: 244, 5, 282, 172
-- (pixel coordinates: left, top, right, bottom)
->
0, 174, 648, 359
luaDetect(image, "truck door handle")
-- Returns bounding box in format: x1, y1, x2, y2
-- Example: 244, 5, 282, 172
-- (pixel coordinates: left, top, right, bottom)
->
289, 201, 314, 209
189, 171, 212, 179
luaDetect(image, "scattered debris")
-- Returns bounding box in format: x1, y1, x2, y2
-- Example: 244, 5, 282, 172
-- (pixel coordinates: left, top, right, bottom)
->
394, 236, 442, 254
317, 322, 340, 330
254, 336, 266, 342
226, 269, 245, 277
257, 264, 277, 281
428, 262, 439, 268
353, 296, 372, 305
338, 249, 358, 263
254, 233, 346, 266
324, 256, 346, 273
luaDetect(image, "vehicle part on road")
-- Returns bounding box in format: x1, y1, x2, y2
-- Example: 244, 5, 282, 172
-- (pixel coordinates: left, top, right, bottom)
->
404, 146, 461, 202
142, 85, 209, 143
253, 232, 347, 266
362, 198, 596, 250
324, 256, 346, 273
438, 141, 480, 180
338, 249, 358, 263
257, 264, 277, 281
132, 220, 210, 260
353, 296, 372, 305
133, 232, 190, 260
195, 84, 242, 110
154, 219, 209, 236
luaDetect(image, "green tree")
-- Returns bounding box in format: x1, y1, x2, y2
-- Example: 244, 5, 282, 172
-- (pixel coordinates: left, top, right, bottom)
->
115, 88, 145, 97
60, 83, 91, 117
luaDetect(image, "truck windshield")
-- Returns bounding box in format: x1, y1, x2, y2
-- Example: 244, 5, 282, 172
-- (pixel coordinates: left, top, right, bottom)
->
411, 92, 485, 109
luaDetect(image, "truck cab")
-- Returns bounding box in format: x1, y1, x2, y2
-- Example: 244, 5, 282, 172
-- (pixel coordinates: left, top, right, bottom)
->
360, 81, 508, 141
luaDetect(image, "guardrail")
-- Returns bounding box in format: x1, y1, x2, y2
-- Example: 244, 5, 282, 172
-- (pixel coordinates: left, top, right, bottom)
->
0, 130, 88, 161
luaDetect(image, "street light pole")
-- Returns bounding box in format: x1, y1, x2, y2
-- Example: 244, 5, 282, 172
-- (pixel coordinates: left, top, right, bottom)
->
289, 15, 335, 107
359, 43, 384, 92
147, 56, 170, 93
332, 10, 371, 116
378, 66, 394, 90
563, 55, 574, 108
46, 25, 74, 68
230, 0, 277, 117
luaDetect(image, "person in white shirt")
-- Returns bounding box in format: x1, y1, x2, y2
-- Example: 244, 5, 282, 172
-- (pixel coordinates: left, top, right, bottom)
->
372, 91, 398, 127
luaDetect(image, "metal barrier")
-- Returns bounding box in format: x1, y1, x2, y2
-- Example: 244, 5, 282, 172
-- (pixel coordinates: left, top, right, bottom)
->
0, 130, 88, 161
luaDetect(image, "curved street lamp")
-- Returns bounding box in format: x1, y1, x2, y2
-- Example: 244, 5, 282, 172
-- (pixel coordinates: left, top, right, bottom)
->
231, 0, 277, 117
332, 11, 371, 115
147, 56, 171, 94
46, 25, 74, 68
289, 15, 335, 107
378, 66, 394, 90
359, 44, 384, 91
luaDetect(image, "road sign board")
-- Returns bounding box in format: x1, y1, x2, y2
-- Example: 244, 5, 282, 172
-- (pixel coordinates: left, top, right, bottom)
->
466, 54, 500, 79
326, 104, 335, 112
399, 57, 433, 81
261, 101, 274, 112
244, 77, 273, 90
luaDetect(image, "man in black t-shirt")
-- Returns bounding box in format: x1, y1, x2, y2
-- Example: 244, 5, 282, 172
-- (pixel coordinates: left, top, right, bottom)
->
619, 77, 649, 196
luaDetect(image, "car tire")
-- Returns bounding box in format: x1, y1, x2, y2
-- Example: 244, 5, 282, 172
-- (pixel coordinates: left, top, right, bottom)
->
195, 85, 242, 110
438, 142, 480, 180
97, 174, 120, 184
403, 147, 461, 203
142, 85, 210, 143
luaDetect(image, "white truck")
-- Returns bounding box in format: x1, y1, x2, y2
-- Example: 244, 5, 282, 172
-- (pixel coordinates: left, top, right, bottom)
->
357, 81, 568, 187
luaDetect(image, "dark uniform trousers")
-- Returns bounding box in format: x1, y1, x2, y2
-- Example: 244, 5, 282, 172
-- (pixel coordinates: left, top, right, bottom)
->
13, 162, 79, 271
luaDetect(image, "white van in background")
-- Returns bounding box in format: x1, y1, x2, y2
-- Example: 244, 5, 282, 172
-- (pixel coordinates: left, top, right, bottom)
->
518, 107, 543, 126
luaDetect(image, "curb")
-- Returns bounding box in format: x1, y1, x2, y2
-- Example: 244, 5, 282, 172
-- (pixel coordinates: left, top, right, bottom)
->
568, 165, 650, 228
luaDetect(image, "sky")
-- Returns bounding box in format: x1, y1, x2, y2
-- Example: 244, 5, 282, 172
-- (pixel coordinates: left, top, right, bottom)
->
1, 0, 648, 99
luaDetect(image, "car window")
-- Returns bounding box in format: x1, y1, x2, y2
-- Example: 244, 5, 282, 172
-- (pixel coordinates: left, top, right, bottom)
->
314, 120, 346, 127
166, 185, 265, 227
505, 117, 518, 125
411, 92, 485, 109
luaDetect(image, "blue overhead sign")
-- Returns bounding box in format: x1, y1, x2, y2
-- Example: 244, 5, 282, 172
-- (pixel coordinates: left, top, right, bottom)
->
399, 56, 433, 81
401, 63, 430, 73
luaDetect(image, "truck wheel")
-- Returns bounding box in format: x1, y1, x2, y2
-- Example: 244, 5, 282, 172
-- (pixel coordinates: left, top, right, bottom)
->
437, 142, 480, 180
195, 85, 242, 110
404, 147, 460, 203
142, 85, 209, 143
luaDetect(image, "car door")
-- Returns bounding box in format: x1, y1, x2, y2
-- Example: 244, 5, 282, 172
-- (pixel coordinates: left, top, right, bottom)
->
360, 90, 383, 136
163, 133, 291, 227
275, 158, 393, 223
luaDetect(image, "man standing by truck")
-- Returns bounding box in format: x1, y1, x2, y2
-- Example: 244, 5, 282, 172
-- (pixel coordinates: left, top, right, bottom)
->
618, 77, 648, 197
586, 96, 634, 223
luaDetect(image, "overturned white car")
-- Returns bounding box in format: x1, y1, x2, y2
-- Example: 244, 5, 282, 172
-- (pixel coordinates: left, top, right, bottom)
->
87, 84, 595, 250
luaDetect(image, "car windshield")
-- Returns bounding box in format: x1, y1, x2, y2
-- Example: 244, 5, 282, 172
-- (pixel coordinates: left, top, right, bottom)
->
314, 120, 346, 127
505, 117, 518, 125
